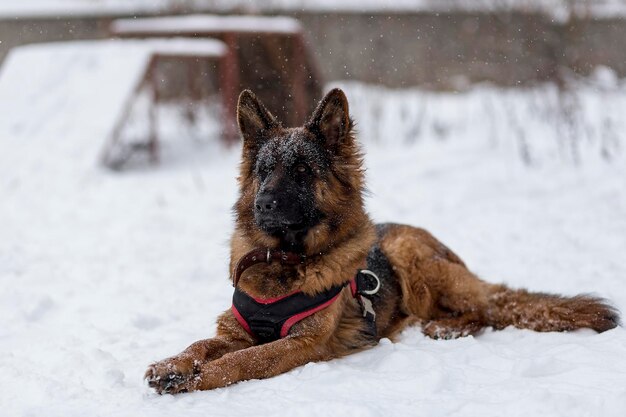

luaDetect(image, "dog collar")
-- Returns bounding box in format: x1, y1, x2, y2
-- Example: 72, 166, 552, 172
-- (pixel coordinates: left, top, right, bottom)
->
232, 248, 306, 288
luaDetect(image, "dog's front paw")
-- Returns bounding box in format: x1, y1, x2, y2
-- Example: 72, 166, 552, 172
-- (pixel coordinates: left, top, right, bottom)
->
144, 356, 200, 394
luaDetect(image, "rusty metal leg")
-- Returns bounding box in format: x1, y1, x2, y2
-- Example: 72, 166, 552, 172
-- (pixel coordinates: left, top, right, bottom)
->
101, 69, 149, 169
291, 34, 309, 126
220, 33, 240, 145
185, 57, 202, 126
148, 58, 160, 164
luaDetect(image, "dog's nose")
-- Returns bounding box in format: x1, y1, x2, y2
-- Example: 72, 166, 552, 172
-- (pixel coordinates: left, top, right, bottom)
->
255, 194, 278, 213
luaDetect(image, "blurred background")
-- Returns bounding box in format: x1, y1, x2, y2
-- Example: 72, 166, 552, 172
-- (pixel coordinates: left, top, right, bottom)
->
2, 2, 626, 416
2, 0, 626, 167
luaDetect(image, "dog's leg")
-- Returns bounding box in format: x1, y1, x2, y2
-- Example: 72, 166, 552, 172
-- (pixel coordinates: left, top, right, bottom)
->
187, 336, 329, 392
145, 311, 254, 394
151, 303, 344, 393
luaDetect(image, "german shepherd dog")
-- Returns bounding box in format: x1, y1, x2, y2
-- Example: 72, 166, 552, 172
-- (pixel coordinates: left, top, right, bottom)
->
145, 88, 619, 394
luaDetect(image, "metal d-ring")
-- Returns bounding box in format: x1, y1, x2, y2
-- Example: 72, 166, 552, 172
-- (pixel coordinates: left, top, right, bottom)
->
359, 269, 381, 295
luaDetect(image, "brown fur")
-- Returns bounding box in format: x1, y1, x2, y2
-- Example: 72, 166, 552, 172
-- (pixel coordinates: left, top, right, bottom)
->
145, 89, 620, 394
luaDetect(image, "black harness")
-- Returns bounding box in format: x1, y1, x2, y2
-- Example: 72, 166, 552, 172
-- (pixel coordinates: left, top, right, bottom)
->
231, 249, 381, 343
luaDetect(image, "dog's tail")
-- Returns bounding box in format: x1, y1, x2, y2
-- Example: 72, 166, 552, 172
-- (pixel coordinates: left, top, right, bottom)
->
484, 286, 620, 333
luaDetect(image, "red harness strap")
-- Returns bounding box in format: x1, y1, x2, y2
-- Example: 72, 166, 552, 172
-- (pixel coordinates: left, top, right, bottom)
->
230, 248, 381, 343
231, 284, 346, 342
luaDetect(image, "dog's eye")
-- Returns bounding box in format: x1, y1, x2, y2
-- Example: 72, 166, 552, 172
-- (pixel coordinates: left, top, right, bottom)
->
294, 163, 309, 174
257, 164, 271, 178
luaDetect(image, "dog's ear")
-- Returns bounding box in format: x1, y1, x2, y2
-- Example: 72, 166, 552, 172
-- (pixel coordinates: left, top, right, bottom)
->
237, 90, 279, 149
306, 88, 352, 151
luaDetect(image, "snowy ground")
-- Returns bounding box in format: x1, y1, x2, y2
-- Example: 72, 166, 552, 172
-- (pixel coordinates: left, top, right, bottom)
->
3, 0, 626, 19
1, 45, 626, 416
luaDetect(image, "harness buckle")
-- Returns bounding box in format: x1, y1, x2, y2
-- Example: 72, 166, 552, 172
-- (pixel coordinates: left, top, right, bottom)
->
358, 269, 381, 295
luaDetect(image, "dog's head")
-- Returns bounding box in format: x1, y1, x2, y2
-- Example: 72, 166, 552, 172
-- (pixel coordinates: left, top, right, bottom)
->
234, 88, 367, 255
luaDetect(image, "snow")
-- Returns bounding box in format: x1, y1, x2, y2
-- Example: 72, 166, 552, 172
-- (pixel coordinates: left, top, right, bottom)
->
0, 0, 173, 18
228, 0, 626, 19
111, 15, 302, 35
3, 0, 626, 20
138, 38, 226, 57
340, 76, 626, 166
1, 44, 626, 416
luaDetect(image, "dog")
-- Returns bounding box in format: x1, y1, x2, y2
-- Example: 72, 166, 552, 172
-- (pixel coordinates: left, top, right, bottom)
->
145, 88, 620, 394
